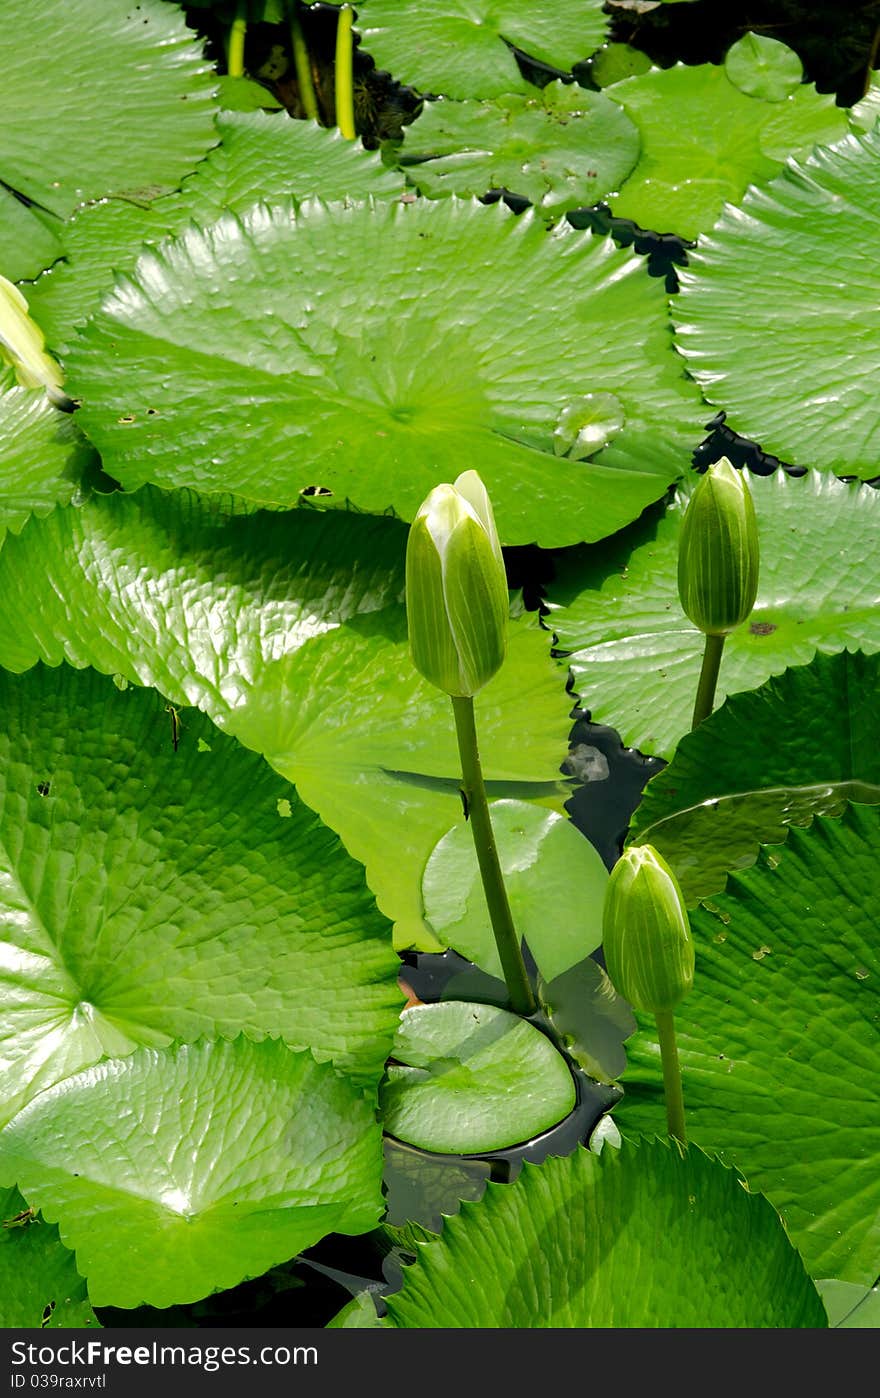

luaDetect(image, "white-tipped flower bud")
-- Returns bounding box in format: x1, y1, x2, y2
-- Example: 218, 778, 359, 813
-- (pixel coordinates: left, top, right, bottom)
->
677, 458, 759, 636
602, 844, 694, 1014
406, 470, 508, 697
0, 273, 68, 406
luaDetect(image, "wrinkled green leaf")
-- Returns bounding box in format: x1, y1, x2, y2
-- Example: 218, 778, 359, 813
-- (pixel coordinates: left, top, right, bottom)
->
0, 663, 401, 1123
65, 197, 705, 547
0, 488, 570, 950
0, 383, 87, 539
383, 1139, 826, 1326
0, 0, 217, 224
28, 112, 406, 353
396, 82, 640, 215
674, 128, 880, 474
615, 805, 880, 1286
0, 1038, 385, 1308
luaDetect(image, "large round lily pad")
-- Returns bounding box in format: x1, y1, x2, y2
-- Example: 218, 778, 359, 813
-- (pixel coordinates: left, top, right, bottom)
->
0, 1037, 385, 1308
27, 112, 407, 353
547, 468, 880, 760
379, 1002, 576, 1154
64, 196, 705, 547
615, 804, 880, 1287
0, 662, 401, 1123
673, 128, 880, 476
381, 1138, 826, 1326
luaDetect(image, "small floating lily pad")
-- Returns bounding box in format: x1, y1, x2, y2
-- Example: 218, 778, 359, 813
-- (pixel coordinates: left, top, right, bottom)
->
379, 1002, 576, 1154
422, 799, 608, 983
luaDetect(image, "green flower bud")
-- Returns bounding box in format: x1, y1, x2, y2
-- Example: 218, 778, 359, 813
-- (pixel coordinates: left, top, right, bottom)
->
0, 273, 69, 406
602, 844, 694, 1014
406, 470, 508, 697
677, 458, 759, 636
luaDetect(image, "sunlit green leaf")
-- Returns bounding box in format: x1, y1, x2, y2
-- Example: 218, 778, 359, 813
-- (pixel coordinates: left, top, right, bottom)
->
0, 1038, 385, 1308
64, 197, 705, 547
605, 53, 847, 238
0, 0, 217, 228
379, 1001, 576, 1154
674, 128, 880, 474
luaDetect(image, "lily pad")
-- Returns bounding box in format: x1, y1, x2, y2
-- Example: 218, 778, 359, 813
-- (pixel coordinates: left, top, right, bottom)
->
0, 192, 62, 284
0, 0, 217, 234
629, 650, 880, 903
395, 82, 640, 216
379, 1002, 576, 1154
0, 1186, 98, 1329
0, 662, 401, 1123
0, 1038, 385, 1308
28, 112, 407, 354
355, 0, 609, 100
0, 486, 571, 950
0, 382, 87, 539
604, 49, 847, 239
615, 804, 880, 1287
547, 468, 880, 760
673, 128, 880, 475
724, 32, 804, 102
65, 197, 706, 547
538, 957, 637, 1085
382, 1138, 827, 1326
422, 799, 608, 982
818, 1280, 880, 1328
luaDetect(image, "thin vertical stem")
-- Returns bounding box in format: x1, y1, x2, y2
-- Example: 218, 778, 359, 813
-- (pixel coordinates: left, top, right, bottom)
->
290, 2, 320, 121
655, 1010, 687, 1144
691, 632, 725, 730
335, 4, 356, 139
227, 0, 248, 78
451, 695, 536, 1016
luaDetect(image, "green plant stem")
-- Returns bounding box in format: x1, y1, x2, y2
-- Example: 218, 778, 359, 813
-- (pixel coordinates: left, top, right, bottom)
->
691, 632, 725, 729
289, 2, 319, 121
655, 1009, 686, 1144
227, 1, 248, 79
334, 4, 356, 139
451, 695, 536, 1017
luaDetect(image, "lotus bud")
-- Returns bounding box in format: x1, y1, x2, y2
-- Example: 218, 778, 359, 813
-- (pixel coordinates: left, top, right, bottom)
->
0, 272, 70, 407
677, 458, 759, 636
406, 470, 508, 698
602, 844, 694, 1014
